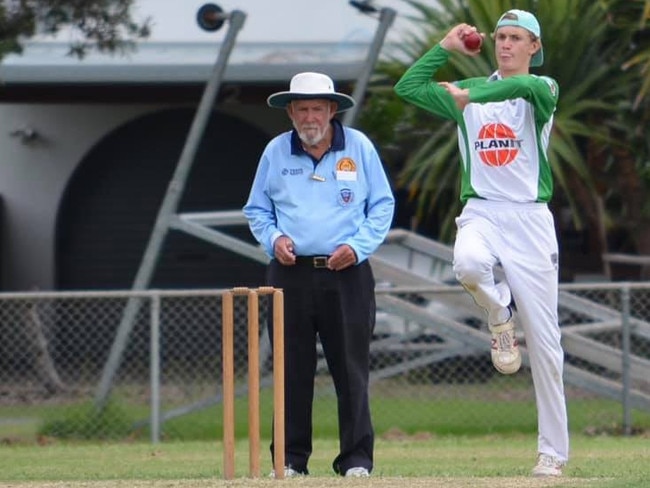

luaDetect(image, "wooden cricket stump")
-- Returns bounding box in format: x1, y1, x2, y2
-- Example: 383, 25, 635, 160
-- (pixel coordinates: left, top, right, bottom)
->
221, 286, 285, 479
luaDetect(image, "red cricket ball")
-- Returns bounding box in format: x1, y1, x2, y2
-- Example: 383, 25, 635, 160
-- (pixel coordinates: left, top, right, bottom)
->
463, 31, 482, 51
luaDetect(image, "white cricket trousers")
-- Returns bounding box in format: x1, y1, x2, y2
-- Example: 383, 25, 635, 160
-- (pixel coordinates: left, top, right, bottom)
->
452, 198, 569, 462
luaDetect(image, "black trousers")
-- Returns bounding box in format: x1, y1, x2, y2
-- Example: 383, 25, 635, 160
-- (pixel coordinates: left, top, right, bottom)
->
267, 258, 375, 475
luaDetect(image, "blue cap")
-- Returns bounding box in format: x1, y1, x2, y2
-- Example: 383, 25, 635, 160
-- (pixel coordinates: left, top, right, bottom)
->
494, 9, 543, 67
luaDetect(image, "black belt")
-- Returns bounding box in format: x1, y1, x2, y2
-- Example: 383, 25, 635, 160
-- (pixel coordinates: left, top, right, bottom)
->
294, 255, 329, 268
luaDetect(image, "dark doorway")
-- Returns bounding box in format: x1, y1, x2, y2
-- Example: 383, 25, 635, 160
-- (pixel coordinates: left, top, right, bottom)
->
56, 108, 268, 290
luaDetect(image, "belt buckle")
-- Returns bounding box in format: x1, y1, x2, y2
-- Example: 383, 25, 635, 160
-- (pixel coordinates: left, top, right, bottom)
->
313, 256, 328, 268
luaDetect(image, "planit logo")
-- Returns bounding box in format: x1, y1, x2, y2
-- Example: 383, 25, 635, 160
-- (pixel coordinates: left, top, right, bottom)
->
474, 123, 522, 166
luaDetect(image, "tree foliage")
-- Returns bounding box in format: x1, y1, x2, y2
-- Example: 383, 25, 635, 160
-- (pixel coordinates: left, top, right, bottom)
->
606, 0, 650, 109
0, 0, 150, 60
360, 0, 650, 260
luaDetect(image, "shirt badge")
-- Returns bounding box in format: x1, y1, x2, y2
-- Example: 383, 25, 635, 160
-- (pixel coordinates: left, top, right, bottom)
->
336, 157, 357, 181
339, 188, 354, 205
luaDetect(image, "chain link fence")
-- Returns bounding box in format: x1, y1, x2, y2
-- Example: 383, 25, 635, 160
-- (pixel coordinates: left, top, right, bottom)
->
1, 284, 649, 444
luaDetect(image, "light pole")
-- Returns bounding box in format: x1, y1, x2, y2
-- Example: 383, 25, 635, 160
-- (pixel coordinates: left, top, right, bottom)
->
95, 4, 247, 411
343, 1, 397, 127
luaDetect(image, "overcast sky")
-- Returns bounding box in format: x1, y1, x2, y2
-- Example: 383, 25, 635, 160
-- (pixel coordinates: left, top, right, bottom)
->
131, 0, 420, 43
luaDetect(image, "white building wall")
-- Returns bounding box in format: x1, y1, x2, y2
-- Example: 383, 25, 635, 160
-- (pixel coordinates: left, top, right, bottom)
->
0, 0, 423, 290
0, 101, 286, 291
0, 103, 162, 290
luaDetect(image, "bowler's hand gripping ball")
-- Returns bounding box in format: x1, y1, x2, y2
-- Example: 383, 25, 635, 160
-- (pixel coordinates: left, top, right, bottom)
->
463, 31, 482, 51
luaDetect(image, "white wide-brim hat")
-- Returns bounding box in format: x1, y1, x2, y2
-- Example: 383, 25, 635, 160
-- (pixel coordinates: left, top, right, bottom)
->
267, 72, 355, 113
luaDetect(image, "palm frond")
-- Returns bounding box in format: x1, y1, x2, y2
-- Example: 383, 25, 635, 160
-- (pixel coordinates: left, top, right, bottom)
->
360, 0, 649, 242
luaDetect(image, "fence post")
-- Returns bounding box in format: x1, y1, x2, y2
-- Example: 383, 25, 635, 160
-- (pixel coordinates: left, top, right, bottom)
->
150, 293, 161, 443
621, 284, 631, 436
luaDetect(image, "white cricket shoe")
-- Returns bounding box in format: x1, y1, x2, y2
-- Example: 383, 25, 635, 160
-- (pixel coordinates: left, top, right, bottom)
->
268, 466, 302, 478
532, 453, 564, 477
489, 317, 521, 375
345, 467, 370, 477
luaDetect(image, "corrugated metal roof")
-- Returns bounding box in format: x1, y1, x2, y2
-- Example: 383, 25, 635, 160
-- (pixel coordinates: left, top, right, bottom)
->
0, 40, 370, 84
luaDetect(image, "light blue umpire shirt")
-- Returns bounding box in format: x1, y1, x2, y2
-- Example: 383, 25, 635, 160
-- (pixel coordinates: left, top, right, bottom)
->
243, 119, 395, 263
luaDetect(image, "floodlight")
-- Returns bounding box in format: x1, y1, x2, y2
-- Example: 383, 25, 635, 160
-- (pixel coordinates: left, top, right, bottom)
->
197, 3, 227, 32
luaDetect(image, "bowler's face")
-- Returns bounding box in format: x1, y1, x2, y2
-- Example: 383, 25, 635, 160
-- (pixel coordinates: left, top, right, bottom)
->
494, 26, 540, 76
287, 99, 337, 147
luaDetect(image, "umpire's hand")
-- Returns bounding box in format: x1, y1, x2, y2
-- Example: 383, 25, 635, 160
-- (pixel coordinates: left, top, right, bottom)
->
274, 235, 296, 265
328, 244, 357, 271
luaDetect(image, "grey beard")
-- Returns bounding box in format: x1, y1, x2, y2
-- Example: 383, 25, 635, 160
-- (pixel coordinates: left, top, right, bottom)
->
297, 128, 325, 146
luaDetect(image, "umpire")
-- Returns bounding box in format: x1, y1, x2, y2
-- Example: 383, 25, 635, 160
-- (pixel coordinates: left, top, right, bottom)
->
243, 72, 395, 477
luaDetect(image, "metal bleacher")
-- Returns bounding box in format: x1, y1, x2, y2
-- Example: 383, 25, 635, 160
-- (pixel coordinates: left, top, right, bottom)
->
371, 229, 650, 412
172, 210, 650, 412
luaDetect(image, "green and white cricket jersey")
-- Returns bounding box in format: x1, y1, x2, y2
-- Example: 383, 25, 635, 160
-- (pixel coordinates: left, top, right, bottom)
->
395, 43, 570, 464
394, 44, 559, 204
